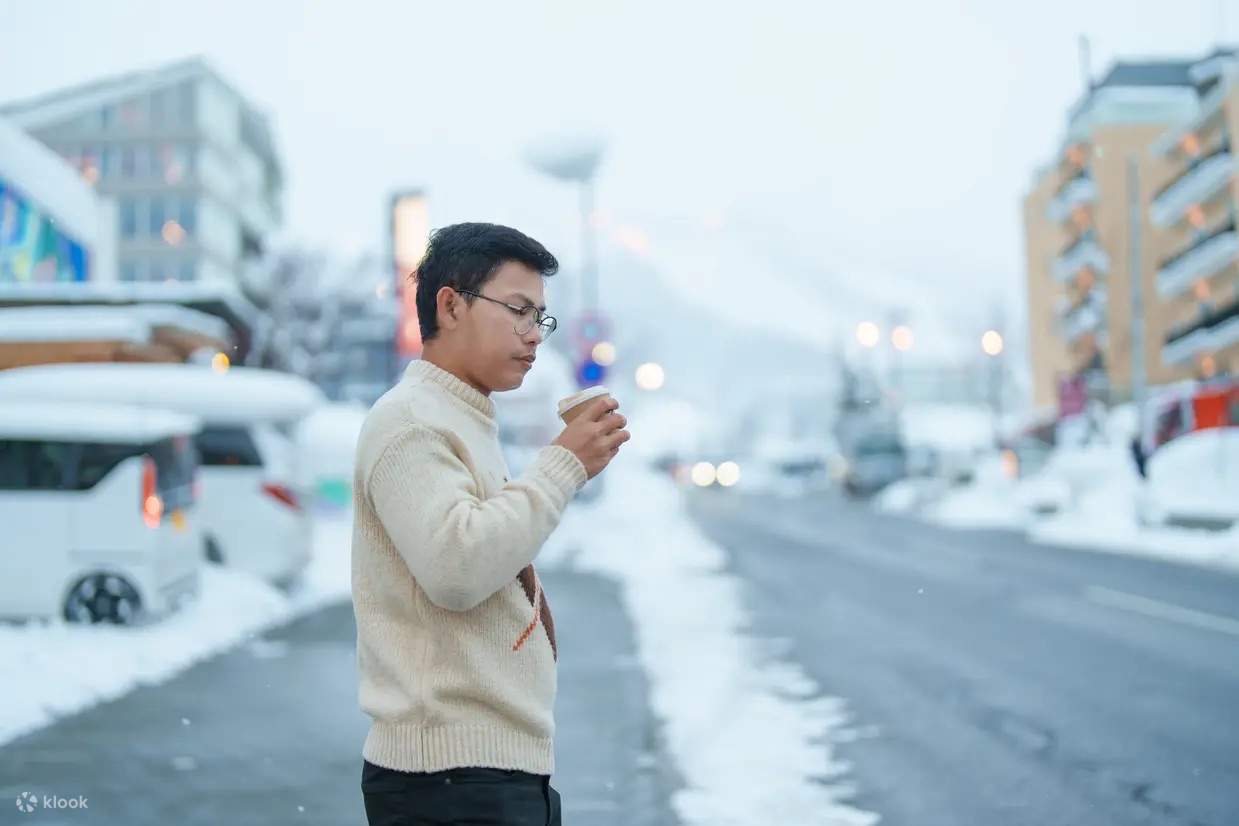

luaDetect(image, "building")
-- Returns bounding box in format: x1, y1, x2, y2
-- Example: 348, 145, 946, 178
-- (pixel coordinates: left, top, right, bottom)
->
1146, 49, 1239, 381
0, 115, 116, 283
0, 57, 282, 289
1024, 59, 1200, 412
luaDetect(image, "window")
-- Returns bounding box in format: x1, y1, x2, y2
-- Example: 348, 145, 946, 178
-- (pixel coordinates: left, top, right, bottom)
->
73, 443, 142, 490
178, 261, 196, 282
121, 198, 140, 238
179, 198, 197, 234
100, 146, 116, 179
194, 427, 262, 467
120, 259, 140, 282
0, 440, 74, 490
148, 197, 165, 236
121, 146, 135, 178
147, 435, 196, 510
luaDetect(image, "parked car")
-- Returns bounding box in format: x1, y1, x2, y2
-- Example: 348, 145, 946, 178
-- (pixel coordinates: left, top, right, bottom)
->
0, 401, 202, 624
0, 363, 324, 585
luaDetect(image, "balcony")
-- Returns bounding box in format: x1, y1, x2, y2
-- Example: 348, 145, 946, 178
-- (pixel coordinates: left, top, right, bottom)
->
1156, 221, 1238, 298
1061, 292, 1107, 344
1047, 171, 1096, 223
1053, 231, 1110, 282
1150, 145, 1234, 228
1162, 296, 1239, 365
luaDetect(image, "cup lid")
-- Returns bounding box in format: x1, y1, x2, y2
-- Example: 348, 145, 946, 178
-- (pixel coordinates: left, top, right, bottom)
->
557, 385, 611, 417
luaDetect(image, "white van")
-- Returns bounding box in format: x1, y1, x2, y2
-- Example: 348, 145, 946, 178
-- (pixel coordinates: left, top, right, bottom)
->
0, 363, 324, 585
0, 402, 202, 624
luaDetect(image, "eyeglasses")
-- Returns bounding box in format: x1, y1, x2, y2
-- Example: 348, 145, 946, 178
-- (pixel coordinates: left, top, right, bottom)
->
456, 289, 558, 338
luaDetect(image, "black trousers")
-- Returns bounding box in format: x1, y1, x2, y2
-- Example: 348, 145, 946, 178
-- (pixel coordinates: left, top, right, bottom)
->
362, 760, 562, 826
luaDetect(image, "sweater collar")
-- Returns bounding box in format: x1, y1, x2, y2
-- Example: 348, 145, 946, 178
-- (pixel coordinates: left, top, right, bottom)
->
405, 359, 496, 420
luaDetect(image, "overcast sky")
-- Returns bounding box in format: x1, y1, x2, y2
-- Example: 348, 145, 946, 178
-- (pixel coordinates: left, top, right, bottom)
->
2, 0, 1233, 359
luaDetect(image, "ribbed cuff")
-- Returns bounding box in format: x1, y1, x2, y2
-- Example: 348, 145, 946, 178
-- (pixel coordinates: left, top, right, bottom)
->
363, 723, 555, 775
534, 445, 588, 497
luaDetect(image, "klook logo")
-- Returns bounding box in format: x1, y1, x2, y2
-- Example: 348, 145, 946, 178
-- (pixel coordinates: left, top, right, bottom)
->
15, 792, 37, 813
14, 792, 88, 813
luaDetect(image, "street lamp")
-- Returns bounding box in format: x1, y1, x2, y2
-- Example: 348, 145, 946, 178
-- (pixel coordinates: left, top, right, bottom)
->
526, 135, 606, 317
981, 329, 1005, 445
891, 325, 914, 352
981, 329, 1004, 357
635, 362, 665, 391
856, 321, 881, 349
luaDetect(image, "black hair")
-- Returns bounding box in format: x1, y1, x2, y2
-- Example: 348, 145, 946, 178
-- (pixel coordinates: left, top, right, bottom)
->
413, 222, 558, 342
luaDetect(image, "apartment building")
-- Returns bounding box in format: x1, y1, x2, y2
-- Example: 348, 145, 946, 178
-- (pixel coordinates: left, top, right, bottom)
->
1024, 60, 1199, 411
1146, 49, 1239, 382
0, 57, 282, 289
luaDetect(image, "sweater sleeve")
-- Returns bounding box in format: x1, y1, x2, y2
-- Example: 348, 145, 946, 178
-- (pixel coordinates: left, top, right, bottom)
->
367, 425, 588, 612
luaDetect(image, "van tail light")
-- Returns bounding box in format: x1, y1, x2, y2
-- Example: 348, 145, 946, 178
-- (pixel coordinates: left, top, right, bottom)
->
261, 482, 301, 511
142, 456, 164, 529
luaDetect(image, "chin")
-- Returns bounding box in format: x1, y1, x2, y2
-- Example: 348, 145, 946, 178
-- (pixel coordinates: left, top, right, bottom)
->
495, 373, 525, 392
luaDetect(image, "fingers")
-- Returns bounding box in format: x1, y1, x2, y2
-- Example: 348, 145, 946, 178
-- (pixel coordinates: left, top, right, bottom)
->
596, 412, 626, 434
602, 428, 631, 451
585, 395, 619, 422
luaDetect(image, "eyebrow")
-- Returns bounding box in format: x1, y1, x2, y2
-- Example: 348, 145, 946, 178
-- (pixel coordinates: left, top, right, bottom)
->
508, 292, 547, 312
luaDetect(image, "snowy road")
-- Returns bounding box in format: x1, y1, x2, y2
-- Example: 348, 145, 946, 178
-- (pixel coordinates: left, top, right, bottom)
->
688, 486, 1239, 826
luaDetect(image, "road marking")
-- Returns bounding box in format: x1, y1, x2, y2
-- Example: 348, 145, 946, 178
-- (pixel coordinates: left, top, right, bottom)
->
1084, 586, 1239, 638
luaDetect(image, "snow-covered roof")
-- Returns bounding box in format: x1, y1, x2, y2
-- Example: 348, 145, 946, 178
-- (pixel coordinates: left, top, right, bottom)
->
0, 401, 199, 443
0, 306, 150, 343
0, 363, 324, 425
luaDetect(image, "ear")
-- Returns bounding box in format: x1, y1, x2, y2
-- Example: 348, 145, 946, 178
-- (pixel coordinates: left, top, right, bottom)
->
436, 286, 462, 331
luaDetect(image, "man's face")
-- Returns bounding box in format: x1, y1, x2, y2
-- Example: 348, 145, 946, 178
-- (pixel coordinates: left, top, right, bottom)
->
457, 261, 548, 393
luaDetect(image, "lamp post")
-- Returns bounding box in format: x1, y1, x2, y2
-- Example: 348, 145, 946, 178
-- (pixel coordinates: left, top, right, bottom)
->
526, 135, 606, 319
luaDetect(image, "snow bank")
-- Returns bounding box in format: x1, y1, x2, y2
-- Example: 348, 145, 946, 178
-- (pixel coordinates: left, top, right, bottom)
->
0, 512, 354, 747
542, 458, 877, 826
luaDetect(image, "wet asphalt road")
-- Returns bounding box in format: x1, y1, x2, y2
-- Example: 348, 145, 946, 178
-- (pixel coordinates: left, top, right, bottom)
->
687, 486, 1239, 826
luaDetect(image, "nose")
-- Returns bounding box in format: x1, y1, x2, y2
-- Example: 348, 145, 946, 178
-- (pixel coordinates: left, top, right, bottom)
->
523, 325, 544, 347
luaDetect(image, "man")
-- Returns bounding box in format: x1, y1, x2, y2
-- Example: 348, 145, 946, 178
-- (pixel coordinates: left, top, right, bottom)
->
352, 222, 629, 825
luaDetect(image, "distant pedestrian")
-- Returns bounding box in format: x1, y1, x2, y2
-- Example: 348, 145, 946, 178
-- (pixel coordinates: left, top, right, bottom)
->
351, 222, 629, 825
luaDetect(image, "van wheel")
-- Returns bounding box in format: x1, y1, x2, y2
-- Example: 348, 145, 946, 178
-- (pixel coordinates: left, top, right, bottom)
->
63, 574, 142, 625
204, 536, 224, 565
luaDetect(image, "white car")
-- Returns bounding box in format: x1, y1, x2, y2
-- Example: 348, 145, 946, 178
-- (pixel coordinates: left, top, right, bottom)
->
0, 363, 324, 585
0, 401, 202, 624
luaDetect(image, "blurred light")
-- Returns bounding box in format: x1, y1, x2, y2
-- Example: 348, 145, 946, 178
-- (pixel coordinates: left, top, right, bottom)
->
891, 325, 914, 352
1001, 449, 1019, 480
82, 165, 99, 184
211, 352, 230, 373
375, 282, 390, 299
635, 362, 665, 391
716, 461, 741, 487
613, 226, 650, 255
856, 321, 880, 349
592, 341, 616, 366
162, 220, 186, 246
164, 163, 184, 185
691, 461, 717, 487
1201, 354, 1217, 377
1181, 133, 1202, 158
580, 360, 605, 384
1193, 278, 1211, 301
981, 330, 1004, 356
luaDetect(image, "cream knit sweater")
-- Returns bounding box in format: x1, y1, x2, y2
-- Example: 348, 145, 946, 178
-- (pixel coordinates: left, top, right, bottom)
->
351, 359, 588, 775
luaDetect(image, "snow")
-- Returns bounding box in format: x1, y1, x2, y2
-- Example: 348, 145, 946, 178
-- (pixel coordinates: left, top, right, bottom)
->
541, 457, 878, 826
0, 401, 199, 442
0, 304, 231, 343
0, 362, 325, 426
0, 508, 354, 748
888, 403, 1239, 573
0, 306, 149, 343
1141, 427, 1239, 525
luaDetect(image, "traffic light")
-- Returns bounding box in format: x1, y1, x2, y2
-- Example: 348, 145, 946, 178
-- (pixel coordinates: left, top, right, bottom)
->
577, 357, 606, 387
